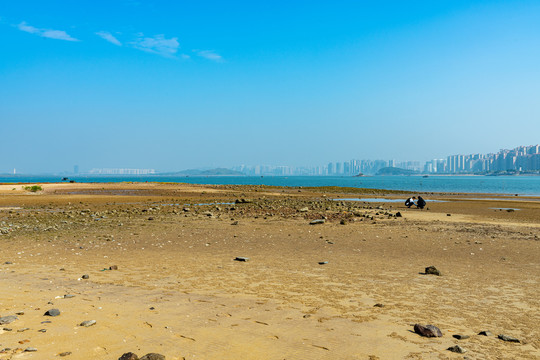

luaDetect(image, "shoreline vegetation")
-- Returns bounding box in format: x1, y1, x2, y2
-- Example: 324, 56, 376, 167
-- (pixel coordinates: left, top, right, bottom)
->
0, 182, 539, 359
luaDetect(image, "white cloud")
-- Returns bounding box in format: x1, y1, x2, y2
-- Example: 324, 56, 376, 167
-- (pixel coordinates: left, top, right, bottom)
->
130, 33, 179, 57
194, 50, 223, 62
96, 31, 122, 46
17, 21, 79, 41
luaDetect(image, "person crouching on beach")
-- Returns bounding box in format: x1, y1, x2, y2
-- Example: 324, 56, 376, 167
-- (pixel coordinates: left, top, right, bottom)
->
416, 196, 426, 209
405, 196, 416, 208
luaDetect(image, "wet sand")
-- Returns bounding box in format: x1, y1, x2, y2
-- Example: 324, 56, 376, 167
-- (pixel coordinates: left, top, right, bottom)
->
0, 183, 539, 359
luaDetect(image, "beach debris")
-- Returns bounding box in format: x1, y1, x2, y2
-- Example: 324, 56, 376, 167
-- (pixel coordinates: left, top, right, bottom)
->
447, 345, 467, 353
109, 265, 118, 270
119, 353, 139, 360
81, 274, 89, 279
59, 352, 72, 357
498, 334, 520, 343
64, 294, 76, 298
318, 261, 329, 265
310, 219, 325, 225
44, 309, 60, 317
24, 347, 38, 352
234, 257, 250, 262
452, 334, 470, 340
413, 324, 443, 337
425, 266, 441, 276
80, 320, 97, 327
373, 303, 385, 308
0, 315, 18, 325
38, 329, 47, 332
478, 330, 492, 336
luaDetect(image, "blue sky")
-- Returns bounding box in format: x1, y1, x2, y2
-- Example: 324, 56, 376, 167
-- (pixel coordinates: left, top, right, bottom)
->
1, 1, 540, 173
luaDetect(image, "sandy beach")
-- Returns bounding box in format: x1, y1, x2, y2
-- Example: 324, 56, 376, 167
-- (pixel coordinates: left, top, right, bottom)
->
0, 182, 539, 359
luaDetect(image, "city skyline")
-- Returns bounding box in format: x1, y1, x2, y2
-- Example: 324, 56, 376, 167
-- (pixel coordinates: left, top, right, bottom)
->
3, 143, 539, 176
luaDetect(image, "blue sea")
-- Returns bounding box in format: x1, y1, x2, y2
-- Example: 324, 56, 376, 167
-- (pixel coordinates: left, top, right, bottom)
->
1, 175, 540, 195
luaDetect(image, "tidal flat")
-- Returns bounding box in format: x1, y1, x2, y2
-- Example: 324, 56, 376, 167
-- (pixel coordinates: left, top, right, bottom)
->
0, 182, 539, 359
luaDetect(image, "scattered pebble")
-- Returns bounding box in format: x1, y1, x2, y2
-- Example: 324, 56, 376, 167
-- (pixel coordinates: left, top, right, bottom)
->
44, 309, 61, 317
447, 345, 467, 353
309, 219, 325, 225
453, 334, 470, 340
24, 347, 38, 352
478, 330, 492, 336
234, 257, 249, 262
424, 266, 441, 276
59, 351, 72, 357
373, 303, 385, 308
0, 316, 18, 325
413, 324, 442, 337
109, 265, 118, 270
81, 274, 89, 279
80, 320, 97, 327
318, 261, 328, 265
498, 334, 520, 343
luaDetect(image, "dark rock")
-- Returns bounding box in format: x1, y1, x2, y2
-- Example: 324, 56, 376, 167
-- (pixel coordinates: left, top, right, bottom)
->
339, 219, 347, 225
4, 261, 13, 264
109, 265, 118, 270
498, 334, 520, 343
0, 315, 18, 325
119, 353, 139, 360
318, 261, 328, 265
44, 309, 60, 317
231, 221, 239, 225
425, 266, 441, 276
447, 213, 451, 216
447, 345, 467, 353
373, 303, 385, 308
478, 330, 492, 336
25, 347, 38, 352
453, 334, 470, 340
59, 352, 72, 357
395, 212, 402, 217
414, 324, 442, 337
309, 219, 325, 225
81, 274, 89, 279
38, 329, 47, 332
140, 354, 165, 360
234, 257, 249, 262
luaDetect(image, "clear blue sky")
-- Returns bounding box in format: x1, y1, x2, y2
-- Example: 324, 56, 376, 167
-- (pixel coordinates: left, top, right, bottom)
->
1, 1, 539, 173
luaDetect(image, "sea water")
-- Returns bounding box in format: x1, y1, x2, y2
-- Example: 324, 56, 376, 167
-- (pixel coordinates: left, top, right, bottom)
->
1, 175, 540, 195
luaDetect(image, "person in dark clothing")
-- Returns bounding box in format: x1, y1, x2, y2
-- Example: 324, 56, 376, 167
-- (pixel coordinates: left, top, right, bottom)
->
405, 196, 416, 208
416, 196, 426, 209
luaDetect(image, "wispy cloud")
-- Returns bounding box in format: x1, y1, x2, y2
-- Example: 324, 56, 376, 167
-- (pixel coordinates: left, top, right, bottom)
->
130, 33, 179, 57
96, 31, 122, 46
194, 50, 223, 62
17, 21, 79, 41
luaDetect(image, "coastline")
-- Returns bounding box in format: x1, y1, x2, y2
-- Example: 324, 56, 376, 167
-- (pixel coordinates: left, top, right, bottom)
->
0, 182, 539, 359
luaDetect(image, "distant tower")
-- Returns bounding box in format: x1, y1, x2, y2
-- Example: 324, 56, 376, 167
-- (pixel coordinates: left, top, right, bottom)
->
13, 168, 16, 175
74, 165, 79, 175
